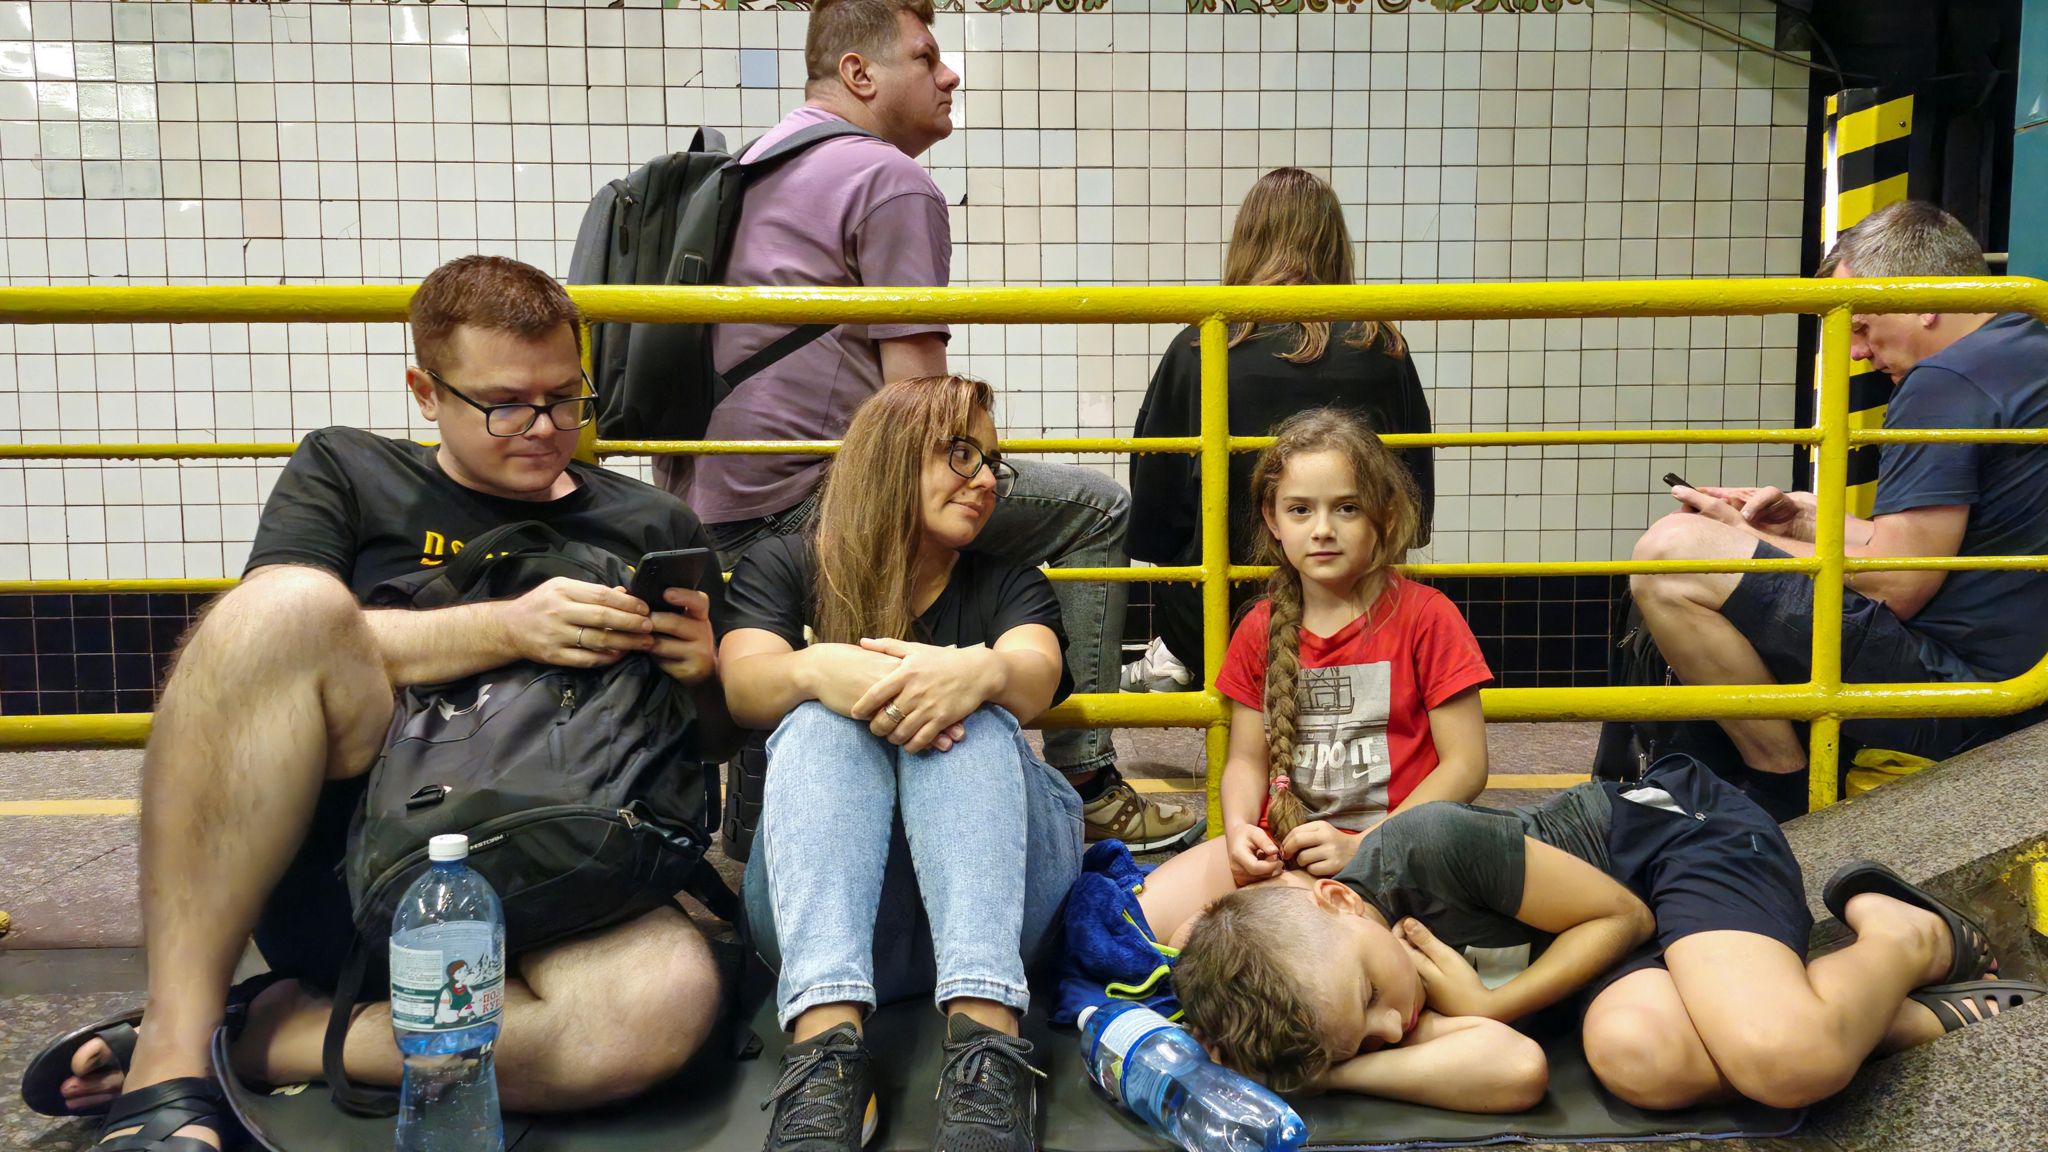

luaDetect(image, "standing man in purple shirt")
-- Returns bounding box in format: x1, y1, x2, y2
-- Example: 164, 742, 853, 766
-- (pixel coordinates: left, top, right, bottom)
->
662, 0, 1202, 861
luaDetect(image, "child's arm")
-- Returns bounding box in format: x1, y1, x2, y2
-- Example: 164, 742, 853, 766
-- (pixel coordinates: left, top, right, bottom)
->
1390, 686, 1488, 812
1400, 840, 1653, 1023
1316, 1012, 1547, 1113
1219, 700, 1284, 884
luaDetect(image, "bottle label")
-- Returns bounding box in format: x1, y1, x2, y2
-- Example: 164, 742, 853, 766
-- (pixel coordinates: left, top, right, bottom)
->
390, 920, 505, 1034
1088, 1006, 1176, 1117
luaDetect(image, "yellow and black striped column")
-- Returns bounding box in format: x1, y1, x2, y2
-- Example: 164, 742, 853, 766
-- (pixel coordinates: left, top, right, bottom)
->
1819, 89, 1914, 517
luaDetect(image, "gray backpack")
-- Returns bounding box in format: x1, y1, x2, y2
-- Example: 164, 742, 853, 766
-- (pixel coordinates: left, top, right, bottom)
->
567, 121, 881, 441
320, 521, 735, 1115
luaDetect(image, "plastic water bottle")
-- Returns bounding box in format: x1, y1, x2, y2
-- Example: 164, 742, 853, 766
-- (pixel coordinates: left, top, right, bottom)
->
1078, 1003, 1307, 1152
390, 834, 507, 1152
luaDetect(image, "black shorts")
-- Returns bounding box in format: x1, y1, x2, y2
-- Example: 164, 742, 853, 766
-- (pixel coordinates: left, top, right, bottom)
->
249, 776, 368, 994
1719, 540, 2011, 761
1593, 754, 1813, 993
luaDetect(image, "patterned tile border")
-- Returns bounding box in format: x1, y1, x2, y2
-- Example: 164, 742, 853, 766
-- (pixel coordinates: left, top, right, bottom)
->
666, 0, 1588, 12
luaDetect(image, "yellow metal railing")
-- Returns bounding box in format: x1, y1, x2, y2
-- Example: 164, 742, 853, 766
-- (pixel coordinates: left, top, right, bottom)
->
7, 279, 2048, 823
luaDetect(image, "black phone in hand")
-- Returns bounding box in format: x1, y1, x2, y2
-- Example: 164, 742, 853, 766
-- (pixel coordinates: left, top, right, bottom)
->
627, 547, 715, 609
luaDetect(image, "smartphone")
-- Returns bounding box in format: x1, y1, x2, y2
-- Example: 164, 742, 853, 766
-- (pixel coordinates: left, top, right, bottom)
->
627, 547, 715, 608
1661, 472, 1693, 491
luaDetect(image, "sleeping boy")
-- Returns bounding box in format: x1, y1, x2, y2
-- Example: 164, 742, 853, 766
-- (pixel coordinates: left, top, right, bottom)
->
1152, 753, 2036, 1111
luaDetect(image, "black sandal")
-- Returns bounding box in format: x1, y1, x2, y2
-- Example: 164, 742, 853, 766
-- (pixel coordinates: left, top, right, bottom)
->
19, 1007, 143, 1117
19, 973, 290, 1118
1821, 860, 1999, 984
94, 1077, 233, 1152
1908, 979, 2048, 1033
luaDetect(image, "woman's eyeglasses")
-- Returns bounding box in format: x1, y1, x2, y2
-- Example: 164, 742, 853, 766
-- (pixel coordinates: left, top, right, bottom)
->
423, 367, 599, 438
942, 436, 1017, 498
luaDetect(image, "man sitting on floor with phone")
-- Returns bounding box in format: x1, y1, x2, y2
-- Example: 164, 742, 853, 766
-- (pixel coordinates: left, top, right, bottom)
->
1631, 201, 2048, 819
22, 255, 735, 1151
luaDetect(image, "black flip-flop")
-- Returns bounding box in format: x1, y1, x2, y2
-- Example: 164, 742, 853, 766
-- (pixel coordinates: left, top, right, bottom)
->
1908, 979, 2048, 1033
19, 973, 290, 1119
95, 1076, 235, 1152
1822, 859, 1999, 984
19, 1007, 143, 1117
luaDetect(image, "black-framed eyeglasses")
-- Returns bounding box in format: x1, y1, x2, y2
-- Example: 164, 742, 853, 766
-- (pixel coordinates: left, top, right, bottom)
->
422, 367, 599, 438
942, 436, 1017, 498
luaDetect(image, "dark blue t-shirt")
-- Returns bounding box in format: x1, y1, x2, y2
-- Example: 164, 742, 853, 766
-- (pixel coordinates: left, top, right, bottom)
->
1873, 312, 2048, 679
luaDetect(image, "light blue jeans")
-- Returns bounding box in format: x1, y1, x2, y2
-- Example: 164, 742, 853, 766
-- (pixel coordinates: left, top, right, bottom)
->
743, 702, 1085, 1029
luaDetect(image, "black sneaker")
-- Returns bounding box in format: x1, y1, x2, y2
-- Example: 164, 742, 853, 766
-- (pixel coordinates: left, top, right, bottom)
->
761, 1023, 878, 1151
931, 1013, 1043, 1152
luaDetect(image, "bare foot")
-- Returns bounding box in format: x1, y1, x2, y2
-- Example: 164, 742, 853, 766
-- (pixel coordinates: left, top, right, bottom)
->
1842, 891, 1955, 986
58, 1034, 128, 1114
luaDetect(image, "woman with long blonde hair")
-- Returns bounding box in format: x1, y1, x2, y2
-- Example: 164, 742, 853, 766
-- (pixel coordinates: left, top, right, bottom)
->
1128, 166, 1435, 689
720, 374, 1083, 1152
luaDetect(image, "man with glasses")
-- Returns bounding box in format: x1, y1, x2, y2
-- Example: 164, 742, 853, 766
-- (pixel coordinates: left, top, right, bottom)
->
33, 257, 733, 1149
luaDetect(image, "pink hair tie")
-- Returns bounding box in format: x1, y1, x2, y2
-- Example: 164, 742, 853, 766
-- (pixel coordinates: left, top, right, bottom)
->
1272, 775, 1292, 792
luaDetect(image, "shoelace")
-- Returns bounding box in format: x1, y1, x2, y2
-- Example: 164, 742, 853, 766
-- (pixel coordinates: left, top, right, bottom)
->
935, 1031, 1044, 1129
762, 1045, 858, 1140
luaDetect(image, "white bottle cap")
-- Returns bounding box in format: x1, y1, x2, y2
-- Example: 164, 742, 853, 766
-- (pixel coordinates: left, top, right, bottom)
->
428, 833, 469, 862
1077, 1006, 1097, 1029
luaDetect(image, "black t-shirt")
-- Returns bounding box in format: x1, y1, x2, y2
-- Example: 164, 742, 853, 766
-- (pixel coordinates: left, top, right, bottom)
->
720, 534, 1075, 706
1129, 324, 1436, 566
1335, 784, 1614, 968
247, 426, 721, 613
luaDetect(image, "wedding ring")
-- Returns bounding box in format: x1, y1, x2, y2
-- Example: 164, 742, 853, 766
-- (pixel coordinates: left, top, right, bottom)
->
575, 627, 591, 650
884, 704, 906, 723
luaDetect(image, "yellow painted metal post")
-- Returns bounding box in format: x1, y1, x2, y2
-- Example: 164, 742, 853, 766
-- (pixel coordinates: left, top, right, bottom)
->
1808, 307, 1853, 809
574, 321, 599, 465
1200, 316, 1232, 836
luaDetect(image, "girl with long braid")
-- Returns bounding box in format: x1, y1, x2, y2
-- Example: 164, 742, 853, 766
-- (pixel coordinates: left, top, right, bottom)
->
1135, 408, 1492, 942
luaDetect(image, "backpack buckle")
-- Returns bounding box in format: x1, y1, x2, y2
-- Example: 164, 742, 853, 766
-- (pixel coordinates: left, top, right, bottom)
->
405, 784, 450, 811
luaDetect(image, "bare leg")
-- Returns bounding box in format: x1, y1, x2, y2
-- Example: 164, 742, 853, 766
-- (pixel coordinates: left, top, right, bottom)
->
1134, 837, 1239, 948
1630, 512, 1807, 774
230, 905, 720, 1112
95, 568, 396, 1147
1582, 968, 1736, 1110
1656, 892, 1952, 1109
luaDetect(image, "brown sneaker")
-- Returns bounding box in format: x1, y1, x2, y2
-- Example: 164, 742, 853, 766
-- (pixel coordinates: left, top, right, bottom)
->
1081, 779, 1206, 852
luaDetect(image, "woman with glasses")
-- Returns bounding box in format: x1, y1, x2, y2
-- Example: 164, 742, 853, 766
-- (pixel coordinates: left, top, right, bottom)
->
718, 375, 1084, 1152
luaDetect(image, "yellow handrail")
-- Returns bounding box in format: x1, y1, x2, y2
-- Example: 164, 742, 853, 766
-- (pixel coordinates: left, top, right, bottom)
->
5, 277, 2047, 819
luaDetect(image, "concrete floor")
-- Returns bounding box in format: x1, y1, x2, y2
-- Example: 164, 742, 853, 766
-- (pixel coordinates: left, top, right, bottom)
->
6, 719, 2043, 1151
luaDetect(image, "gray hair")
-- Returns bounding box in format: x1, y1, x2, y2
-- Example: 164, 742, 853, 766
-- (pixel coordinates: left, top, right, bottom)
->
1818, 201, 1987, 278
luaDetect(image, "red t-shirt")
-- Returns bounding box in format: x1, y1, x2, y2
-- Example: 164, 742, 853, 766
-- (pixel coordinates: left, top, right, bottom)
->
1215, 578, 1493, 828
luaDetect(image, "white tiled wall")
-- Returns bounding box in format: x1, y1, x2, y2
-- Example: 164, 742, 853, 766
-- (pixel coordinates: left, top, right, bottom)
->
0, 0, 1809, 580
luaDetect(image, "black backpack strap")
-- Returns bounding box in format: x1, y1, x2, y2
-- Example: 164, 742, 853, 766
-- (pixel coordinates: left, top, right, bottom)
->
724, 323, 836, 387
739, 120, 880, 169
322, 938, 399, 1117
690, 126, 728, 155
711, 120, 878, 390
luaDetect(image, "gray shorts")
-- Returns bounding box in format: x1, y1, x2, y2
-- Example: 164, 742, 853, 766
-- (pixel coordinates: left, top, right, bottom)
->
1719, 541, 2004, 760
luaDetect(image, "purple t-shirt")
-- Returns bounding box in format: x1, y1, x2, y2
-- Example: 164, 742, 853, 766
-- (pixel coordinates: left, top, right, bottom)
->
662, 105, 952, 524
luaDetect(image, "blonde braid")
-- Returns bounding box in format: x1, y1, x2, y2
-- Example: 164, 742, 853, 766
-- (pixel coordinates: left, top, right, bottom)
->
1262, 571, 1309, 846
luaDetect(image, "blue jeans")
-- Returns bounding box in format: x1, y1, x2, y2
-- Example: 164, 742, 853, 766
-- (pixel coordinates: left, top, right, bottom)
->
709, 460, 1131, 775
743, 703, 1085, 1029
